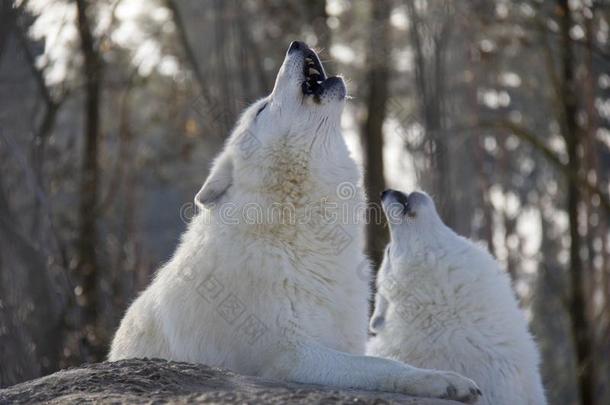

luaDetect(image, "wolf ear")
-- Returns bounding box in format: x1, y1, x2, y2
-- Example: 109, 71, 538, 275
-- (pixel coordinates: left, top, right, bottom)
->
369, 293, 389, 334
195, 153, 234, 208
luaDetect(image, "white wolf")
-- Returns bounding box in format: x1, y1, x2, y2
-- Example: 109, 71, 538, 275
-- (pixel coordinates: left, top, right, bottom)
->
109, 42, 480, 402
367, 189, 546, 405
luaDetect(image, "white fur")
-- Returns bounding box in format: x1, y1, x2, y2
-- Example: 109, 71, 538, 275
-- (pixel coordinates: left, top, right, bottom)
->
109, 44, 480, 402
367, 191, 547, 405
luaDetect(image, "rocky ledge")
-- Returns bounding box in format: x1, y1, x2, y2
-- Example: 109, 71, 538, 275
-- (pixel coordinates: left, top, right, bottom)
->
0, 358, 462, 404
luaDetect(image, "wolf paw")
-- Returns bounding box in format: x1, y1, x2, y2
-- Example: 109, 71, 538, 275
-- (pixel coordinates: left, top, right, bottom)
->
397, 370, 482, 404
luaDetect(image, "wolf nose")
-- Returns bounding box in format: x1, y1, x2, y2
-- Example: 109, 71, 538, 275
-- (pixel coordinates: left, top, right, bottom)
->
288, 41, 306, 54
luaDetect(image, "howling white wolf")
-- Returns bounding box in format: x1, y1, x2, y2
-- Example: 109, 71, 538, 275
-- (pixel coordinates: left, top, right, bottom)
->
367, 189, 546, 404
109, 42, 480, 402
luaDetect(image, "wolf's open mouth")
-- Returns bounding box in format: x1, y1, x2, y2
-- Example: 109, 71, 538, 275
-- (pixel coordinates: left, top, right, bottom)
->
301, 48, 328, 97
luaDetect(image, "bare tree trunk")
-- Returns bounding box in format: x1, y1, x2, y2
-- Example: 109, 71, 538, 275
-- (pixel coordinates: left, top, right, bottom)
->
0, 180, 61, 385
166, 0, 214, 107
235, 4, 270, 96
213, 0, 233, 132
0, 0, 13, 61
13, 21, 61, 236
557, 1, 595, 403
75, 0, 103, 360
405, 1, 454, 227
533, 211, 580, 405
0, 183, 39, 387
361, 0, 391, 270
305, 0, 330, 53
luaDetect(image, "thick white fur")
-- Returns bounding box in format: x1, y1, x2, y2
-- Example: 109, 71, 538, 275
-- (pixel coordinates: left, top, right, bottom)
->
367, 191, 546, 405
109, 45, 480, 402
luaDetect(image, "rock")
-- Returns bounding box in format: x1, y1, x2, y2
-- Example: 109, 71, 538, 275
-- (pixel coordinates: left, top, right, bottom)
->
0, 358, 463, 404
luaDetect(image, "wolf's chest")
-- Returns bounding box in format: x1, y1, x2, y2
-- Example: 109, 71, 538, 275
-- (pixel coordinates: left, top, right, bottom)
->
262, 141, 313, 206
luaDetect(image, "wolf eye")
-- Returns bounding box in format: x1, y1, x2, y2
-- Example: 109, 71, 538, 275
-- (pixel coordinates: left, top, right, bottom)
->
255, 103, 267, 118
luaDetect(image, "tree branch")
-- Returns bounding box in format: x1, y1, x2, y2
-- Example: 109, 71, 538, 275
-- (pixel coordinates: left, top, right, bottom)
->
165, 0, 214, 107
478, 120, 610, 214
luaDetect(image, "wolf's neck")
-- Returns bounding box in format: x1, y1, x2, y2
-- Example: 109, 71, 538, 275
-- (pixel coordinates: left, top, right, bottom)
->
261, 139, 313, 207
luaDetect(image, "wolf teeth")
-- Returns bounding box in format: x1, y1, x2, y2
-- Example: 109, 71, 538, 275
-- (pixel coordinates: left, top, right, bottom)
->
308, 67, 320, 76
302, 52, 325, 98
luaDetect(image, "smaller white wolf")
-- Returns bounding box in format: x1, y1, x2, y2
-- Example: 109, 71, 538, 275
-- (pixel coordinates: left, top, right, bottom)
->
367, 190, 547, 405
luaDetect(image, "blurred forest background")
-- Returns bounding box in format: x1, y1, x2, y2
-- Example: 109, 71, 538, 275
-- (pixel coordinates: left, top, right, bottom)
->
0, 0, 609, 404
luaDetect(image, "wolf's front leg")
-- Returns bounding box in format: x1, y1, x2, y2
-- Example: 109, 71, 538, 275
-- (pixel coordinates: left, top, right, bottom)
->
262, 340, 481, 403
